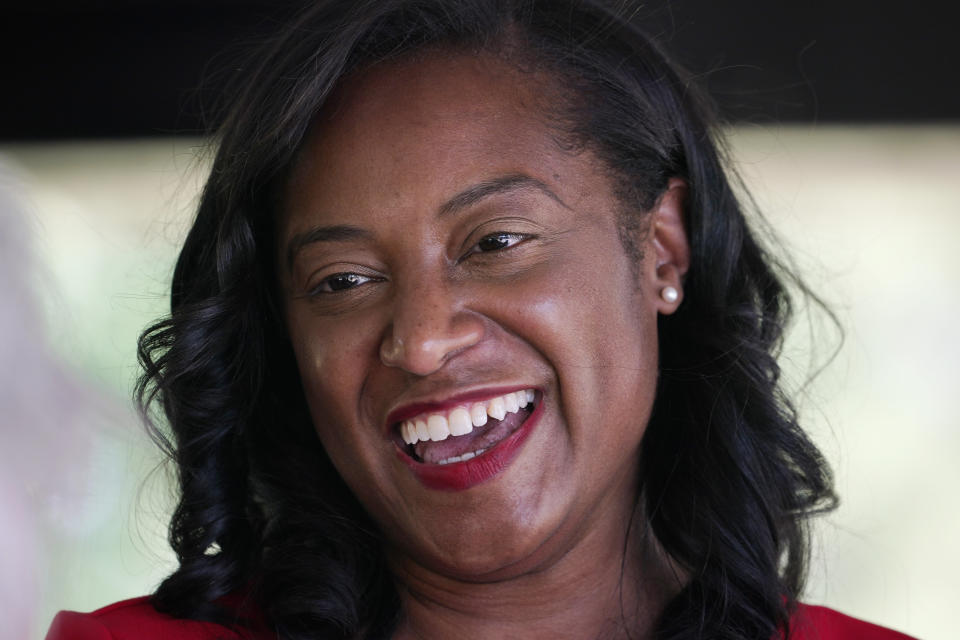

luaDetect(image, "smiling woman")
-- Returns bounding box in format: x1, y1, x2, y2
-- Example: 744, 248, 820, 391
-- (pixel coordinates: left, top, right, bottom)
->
45, 1, 917, 640
281, 55, 681, 590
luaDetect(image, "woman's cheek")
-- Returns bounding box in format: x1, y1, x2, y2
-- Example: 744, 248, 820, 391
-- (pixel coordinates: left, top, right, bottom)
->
289, 302, 375, 372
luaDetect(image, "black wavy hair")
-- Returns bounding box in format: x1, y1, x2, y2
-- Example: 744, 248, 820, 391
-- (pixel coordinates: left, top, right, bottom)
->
136, 1, 837, 638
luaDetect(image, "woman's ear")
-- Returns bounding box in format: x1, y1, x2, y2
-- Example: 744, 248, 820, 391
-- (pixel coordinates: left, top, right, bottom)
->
649, 178, 690, 315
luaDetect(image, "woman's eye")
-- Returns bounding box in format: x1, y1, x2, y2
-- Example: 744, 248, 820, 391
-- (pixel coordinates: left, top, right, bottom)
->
311, 272, 374, 294
473, 232, 526, 253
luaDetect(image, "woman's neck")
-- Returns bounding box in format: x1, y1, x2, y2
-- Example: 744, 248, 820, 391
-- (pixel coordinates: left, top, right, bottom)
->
388, 505, 684, 640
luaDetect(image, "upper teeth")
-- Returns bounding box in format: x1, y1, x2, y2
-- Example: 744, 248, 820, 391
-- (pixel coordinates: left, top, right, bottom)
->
399, 389, 535, 445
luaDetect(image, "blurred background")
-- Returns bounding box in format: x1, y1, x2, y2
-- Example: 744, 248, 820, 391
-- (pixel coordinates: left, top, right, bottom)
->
1, 1, 956, 639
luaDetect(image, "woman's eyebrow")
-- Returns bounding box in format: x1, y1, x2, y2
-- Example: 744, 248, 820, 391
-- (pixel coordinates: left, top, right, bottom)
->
285, 175, 567, 269
438, 174, 570, 217
285, 224, 372, 270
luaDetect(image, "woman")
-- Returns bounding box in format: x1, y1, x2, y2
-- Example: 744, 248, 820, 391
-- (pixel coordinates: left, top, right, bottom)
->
48, 1, 916, 638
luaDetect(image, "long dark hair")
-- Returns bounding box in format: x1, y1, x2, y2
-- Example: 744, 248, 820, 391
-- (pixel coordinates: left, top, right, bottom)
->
136, 1, 837, 638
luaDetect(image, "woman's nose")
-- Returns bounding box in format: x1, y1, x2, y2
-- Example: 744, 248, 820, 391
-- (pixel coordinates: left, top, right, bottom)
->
379, 282, 483, 376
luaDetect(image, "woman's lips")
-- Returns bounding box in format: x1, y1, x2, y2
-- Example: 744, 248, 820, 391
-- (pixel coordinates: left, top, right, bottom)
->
398, 389, 535, 448
393, 390, 543, 491
384, 386, 536, 428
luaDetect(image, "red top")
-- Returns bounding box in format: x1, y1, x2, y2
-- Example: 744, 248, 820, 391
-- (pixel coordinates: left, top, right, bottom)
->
47, 596, 918, 640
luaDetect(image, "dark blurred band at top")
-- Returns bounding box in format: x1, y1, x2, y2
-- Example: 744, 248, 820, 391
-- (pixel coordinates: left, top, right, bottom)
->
1, 0, 957, 140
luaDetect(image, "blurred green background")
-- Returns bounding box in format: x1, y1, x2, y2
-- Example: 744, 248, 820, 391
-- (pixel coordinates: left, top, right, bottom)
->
2, 126, 956, 639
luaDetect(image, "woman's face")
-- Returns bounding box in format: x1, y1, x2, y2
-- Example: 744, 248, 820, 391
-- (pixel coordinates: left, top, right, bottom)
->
279, 53, 686, 580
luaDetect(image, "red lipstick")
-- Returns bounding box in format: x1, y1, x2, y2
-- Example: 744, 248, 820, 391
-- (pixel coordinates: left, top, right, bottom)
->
384, 386, 532, 432
394, 394, 543, 491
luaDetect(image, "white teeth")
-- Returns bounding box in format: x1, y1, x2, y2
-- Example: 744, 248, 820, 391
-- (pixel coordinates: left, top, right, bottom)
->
470, 403, 488, 427
397, 389, 537, 446
448, 408, 472, 436
487, 396, 507, 421
402, 421, 415, 445
427, 414, 450, 441
437, 446, 487, 465
415, 419, 430, 442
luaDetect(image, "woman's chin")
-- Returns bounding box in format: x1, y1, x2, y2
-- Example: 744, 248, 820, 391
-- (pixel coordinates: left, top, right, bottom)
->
391, 516, 568, 583
389, 486, 582, 583
388, 426, 575, 577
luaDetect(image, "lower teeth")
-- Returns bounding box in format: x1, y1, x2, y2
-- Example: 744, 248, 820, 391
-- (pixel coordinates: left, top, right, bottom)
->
437, 448, 487, 465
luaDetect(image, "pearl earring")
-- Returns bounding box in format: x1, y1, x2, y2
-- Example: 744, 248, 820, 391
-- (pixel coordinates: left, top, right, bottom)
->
660, 286, 679, 303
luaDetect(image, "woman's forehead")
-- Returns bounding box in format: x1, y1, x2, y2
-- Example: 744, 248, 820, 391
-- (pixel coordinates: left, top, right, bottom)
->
283, 52, 590, 225
306, 53, 554, 159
